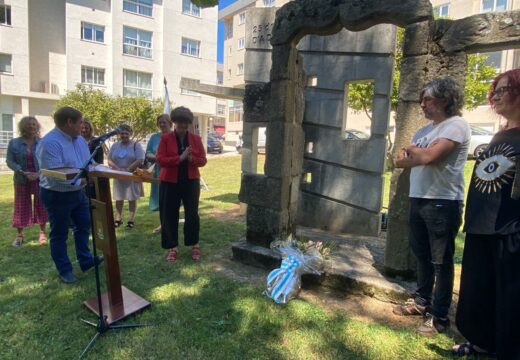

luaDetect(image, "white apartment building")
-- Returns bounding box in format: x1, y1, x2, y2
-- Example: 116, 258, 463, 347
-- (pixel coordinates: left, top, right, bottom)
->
431, 0, 520, 132
0, 0, 218, 162
219, 0, 286, 143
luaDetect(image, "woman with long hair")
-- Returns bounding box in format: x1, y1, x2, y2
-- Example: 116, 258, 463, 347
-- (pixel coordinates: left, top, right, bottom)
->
453, 69, 520, 359
6, 116, 48, 247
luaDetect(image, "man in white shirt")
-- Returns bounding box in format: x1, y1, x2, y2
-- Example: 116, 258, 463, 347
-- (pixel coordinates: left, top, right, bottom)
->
393, 77, 470, 336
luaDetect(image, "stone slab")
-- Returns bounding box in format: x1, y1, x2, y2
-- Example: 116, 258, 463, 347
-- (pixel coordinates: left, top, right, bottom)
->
232, 227, 415, 303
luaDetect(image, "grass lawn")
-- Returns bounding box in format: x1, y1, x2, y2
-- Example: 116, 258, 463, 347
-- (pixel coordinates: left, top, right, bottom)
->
0, 156, 477, 359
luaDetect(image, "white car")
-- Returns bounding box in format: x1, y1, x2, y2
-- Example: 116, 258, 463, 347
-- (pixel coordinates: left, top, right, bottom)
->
468, 125, 494, 158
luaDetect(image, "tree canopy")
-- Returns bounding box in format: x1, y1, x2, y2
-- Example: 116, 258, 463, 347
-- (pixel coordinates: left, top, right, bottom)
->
54, 84, 163, 141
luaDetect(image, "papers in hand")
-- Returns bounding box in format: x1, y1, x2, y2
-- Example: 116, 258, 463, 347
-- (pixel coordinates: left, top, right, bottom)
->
89, 164, 133, 175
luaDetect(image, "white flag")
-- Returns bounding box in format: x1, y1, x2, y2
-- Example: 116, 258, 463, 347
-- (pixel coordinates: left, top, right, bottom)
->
163, 77, 171, 114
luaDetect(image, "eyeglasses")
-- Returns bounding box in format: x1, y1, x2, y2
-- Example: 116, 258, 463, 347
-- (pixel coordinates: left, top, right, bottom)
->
491, 86, 513, 98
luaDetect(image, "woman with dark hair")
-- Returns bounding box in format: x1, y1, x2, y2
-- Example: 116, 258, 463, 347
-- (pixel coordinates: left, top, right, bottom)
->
453, 69, 520, 359
108, 124, 145, 229
145, 114, 172, 233
157, 106, 206, 262
6, 116, 48, 247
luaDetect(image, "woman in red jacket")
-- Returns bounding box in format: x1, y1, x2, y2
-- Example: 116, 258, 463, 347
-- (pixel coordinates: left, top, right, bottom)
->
156, 107, 207, 262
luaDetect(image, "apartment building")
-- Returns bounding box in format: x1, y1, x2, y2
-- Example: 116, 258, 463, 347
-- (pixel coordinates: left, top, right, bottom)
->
219, 0, 288, 143
0, 0, 218, 163
431, 0, 520, 132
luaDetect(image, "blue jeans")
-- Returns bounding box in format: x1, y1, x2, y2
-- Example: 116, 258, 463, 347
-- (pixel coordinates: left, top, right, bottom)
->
40, 188, 94, 275
409, 198, 462, 319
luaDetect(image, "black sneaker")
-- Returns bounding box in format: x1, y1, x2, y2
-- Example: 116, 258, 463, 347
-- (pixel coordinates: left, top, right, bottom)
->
417, 313, 450, 336
81, 255, 104, 272
59, 271, 78, 284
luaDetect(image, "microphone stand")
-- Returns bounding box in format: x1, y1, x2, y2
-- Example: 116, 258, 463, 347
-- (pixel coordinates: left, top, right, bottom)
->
74, 141, 149, 360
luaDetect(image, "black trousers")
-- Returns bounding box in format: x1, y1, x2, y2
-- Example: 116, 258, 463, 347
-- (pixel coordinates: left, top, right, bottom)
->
456, 233, 520, 359
159, 179, 200, 249
409, 198, 462, 318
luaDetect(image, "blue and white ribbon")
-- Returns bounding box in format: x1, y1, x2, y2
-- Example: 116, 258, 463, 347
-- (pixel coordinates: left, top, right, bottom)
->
266, 255, 303, 304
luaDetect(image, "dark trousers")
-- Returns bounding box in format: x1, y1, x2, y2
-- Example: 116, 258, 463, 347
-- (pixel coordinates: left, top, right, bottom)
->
409, 198, 462, 319
456, 233, 520, 359
40, 188, 94, 275
159, 179, 200, 249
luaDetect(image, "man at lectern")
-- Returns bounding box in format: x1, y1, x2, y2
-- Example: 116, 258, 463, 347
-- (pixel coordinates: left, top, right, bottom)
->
36, 106, 102, 284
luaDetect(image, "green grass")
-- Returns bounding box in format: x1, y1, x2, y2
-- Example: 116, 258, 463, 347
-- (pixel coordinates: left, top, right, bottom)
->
0, 156, 476, 359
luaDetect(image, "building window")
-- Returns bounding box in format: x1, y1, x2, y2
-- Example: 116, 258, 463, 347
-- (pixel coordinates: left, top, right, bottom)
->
228, 69, 231, 79
228, 46, 232, 56
182, 0, 201, 17
238, 12, 246, 25
0, 53, 12, 73
237, 63, 244, 75
123, 26, 152, 58
263, 0, 276, 7
238, 37, 245, 50
225, 20, 233, 40
217, 104, 226, 116
181, 38, 200, 57
0, 113, 14, 148
228, 102, 243, 122
433, 3, 450, 17
482, 0, 507, 12
123, 70, 152, 99
123, 0, 153, 17
81, 66, 105, 86
483, 51, 503, 70
0, 5, 11, 26
81, 22, 105, 43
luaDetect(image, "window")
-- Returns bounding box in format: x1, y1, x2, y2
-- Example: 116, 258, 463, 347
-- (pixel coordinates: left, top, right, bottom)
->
0, 114, 14, 148
217, 104, 226, 116
123, 26, 152, 58
228, 46, 232, 56
483, 51, 503, 70
123, 0, 153, 17
225, 20, 233, 40
263, 0, 276, 7
181, 38, 200, 57
238, 37, 245, 50
482, 0, 507, 12
238, 12, 246, 25
237, 63, 244, 75
181, 88, 200, 96
182, 0, 200, 17
433, 3, 450, 17
123, 70, 152, 99
81, 66, 105, 85
81, 22, 105, 43
0, 53, 12, 73
228, 102, 243, 122
0, 5, 11, 25
228, 69, 231, 79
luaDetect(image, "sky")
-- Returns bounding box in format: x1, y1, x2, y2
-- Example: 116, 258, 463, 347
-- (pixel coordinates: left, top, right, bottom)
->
217, 0, 238, 64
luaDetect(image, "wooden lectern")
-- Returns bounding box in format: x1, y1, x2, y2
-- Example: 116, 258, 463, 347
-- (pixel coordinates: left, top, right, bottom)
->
41, 167, 157, 324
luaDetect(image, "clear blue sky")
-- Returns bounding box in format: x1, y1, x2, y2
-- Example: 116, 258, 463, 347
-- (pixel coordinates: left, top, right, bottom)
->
217, 0, 237, 64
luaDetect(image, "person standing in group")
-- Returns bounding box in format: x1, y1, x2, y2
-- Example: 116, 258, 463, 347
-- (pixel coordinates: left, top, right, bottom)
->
157, 106, 206, 262
452, 69, 520, 359
6, 116, 48, 247
81, 118, 104, 165
107, 124, 145, 229
145, 114, 172, 233
393, 77, 471, 336
36, 106, 102, 284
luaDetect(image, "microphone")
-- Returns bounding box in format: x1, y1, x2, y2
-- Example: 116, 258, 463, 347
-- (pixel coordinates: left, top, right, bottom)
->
91, 127, 121, 143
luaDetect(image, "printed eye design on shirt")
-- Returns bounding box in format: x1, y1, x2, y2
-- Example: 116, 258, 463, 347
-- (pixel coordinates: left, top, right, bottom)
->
473, 143, 515, 194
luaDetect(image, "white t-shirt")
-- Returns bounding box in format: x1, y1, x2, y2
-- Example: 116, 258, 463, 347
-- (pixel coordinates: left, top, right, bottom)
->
409, 116, 471, 200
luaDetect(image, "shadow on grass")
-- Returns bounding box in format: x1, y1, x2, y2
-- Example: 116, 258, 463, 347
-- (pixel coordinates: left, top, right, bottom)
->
204, 193, 239, 205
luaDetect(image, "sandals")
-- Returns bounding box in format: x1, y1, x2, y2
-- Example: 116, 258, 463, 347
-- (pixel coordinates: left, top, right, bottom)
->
38, 231, 47, 245
191, 246, 201, 261
166, 248, 177, 262
126, 221, 135, 229
114, 219, 123, 228
12, 234, 24, 247
452, 343, 492, 356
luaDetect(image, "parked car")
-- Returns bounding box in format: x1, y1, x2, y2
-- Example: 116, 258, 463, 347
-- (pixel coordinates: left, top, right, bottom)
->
468, 125, 494, 158
207, 132, 224, 154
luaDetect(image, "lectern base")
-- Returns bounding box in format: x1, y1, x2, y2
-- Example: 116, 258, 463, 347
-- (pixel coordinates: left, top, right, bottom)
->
84, 286, 150, 324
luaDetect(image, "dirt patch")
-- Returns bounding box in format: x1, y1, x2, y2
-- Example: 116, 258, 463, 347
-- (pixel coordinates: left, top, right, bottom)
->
207, 205, 245, 222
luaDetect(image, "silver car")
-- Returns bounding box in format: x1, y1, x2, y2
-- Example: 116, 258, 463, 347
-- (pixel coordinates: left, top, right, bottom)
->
469, 125, 494, 158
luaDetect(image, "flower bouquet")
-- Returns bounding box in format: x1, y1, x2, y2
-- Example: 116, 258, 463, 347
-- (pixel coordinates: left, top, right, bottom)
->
265, 235, 333, 304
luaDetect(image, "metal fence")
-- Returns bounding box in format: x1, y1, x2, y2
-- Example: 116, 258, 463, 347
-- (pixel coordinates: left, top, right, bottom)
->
0, 131, 14, 167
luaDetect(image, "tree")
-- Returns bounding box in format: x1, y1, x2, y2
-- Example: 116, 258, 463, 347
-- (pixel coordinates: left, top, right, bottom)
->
54, 84, 163, 141
192, 0, 218, 8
